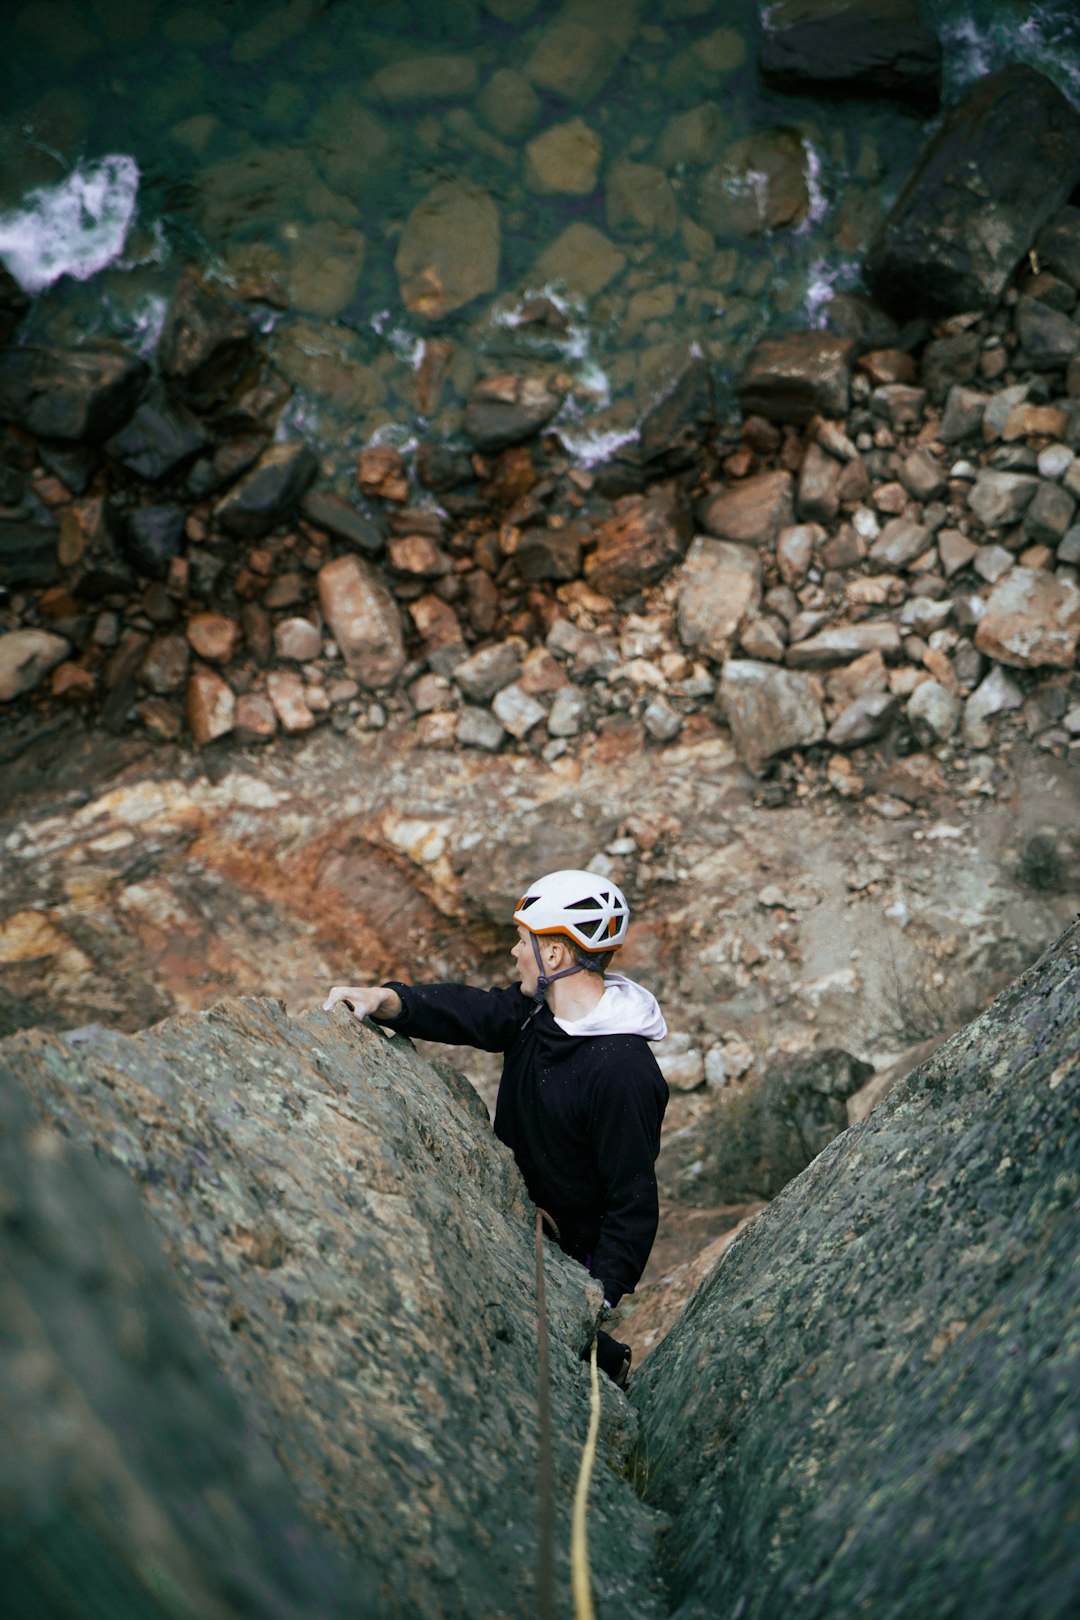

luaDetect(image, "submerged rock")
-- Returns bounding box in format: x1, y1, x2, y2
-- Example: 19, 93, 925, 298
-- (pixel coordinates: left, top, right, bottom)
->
866, 66, 1080, 317
760, 0, 941, 108
636, 922, 1080, 1620
1, 996, 666, 1619
395, 180, 501, 320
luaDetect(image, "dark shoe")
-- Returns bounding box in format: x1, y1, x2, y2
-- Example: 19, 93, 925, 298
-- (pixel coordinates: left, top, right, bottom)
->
595, 1330, 632, 1389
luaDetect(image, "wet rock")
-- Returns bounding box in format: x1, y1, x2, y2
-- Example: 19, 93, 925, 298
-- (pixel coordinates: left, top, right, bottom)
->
636, 925, 1080, 1620
36, 440, 98, 497
121, 503, 186, 578
0, 262, 30, 344
759, 0, 941, 108
739, 333, 856, 424
185, 663, 235, 744
974, 566, 1080, 668
967, 469, 1039, 529
317, 555, 406, 689
699, 131, 810, 237
266, 668, 316, 733
787, 621, 902, 667
698, 470, 794, 547
525, 117, 602, 195
0, 345, 147, 442
677, 537, 762, 662
720, 659, 826, 774
370, 52, 478, 101
215, 441, 318, 538
638, 352, 715, 473
396, 180, 501, 320
606, 160, 678, 237
866, 66, 1080, 317
1015, 297, 1080, 369
524, 2, 640, 104
157, 268, 254, 412
464, 374, 563, 452
477, 66, 541, 138
301, 491, 384, 558
105, 384, 207, 479
139, 633, 190, 695
531, 222, 626, 298
585, 483, 690, 598
0, 506, 60, 588
0, 630, 70, 702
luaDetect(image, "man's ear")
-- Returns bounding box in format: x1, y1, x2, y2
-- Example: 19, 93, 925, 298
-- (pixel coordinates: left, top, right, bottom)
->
544, 936, 570, 967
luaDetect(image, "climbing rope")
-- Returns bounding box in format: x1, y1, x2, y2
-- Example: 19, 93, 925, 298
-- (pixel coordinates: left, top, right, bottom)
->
571, 1336, 601, 1620
534, 1209, 602, 1620
535, 1208, 556, 1620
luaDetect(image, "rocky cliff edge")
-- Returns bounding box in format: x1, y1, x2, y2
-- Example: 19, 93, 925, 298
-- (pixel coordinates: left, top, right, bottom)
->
635, 919, 1080, 1619
1, 997, 666, 1619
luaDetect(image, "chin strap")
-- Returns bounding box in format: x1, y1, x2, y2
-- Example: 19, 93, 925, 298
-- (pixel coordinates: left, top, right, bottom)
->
529, 931, 583, 1009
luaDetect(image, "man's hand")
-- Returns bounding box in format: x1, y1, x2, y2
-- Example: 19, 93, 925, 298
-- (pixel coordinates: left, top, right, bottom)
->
323, 985, 403, 1021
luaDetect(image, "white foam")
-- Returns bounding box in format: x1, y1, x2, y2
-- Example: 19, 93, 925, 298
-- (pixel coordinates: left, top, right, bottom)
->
553, 422, 638, 469
0, 155, 140, 295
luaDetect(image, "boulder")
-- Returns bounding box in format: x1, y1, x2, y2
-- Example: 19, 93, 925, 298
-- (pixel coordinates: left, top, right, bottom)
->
974, 566, 1080, 669
906, 677, 960, 742
266, 668, 316, 733
0, 1067, 355, 1620
636, 923, 1080, 1620
395, 180, 501, 320
1, 997, 665, 1618
866, 66, 1080, 317
215, 441, 318, 538
637, 351, 715, 474
515, 526, 582, 584
464, 374, 563, 452
1015, 297, 1080, 370
317, 555, 406, 688
585, 483, 691, 599
739, 333, 856, 424
676, 537, 762, 663
524, 117, 602, 195
967, 469, 1039, 530
157, 268, 254, 412
796, 440, 840, 523
606, 160, 678, 237
185, 664, 236, 744
699, 131, 810, 237
698, 471, 794, 547
962, 664, 1023, 748
720, 659, 826, 774
0, 629, 70, 702
0, 345, 147, 442
759, 0, 941, 108
786, 621, 902, 667
1035, 204, 1080, 290
105, 384, 207, 479
868, 516, 930, 571
531, 222, 626, 299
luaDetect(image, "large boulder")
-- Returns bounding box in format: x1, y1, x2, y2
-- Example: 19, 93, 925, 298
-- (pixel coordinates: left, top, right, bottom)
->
738, 333, 856, 425
0, 345, 147, 441
866, 66, 1080, 318
676, 537, 762, 663
698, 470, 795, 547
636, 922, 1080, 1619
0, 1059, 356, 1619
720, 658, 826, 774
974, 566, 1080, 669
317, 554, 406, 688
584, 482, 691, 598
759, 0, 942, 108
1, 996, 665, 1619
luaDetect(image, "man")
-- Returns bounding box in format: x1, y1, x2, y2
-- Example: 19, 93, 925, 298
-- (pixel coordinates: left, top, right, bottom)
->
324, 868, 669, 1387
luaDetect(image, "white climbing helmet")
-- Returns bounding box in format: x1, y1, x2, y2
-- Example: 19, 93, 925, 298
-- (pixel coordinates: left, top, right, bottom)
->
513, 869, 630, 954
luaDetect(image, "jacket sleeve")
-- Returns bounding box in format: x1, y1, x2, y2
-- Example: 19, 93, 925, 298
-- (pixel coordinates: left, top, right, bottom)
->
379, 981, 531, 1053
585, 1040, 668, 1307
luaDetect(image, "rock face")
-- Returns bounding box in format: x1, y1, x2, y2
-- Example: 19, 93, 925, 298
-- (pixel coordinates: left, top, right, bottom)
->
0, 1061, 356, 1620
866, 66, 1080, 317
636, 923, 1080, 1620
759, 0, 942, 108
1, 997, 665, 1620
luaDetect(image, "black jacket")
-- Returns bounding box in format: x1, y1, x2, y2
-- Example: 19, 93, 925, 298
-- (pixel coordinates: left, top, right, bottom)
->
380, 981, 668, 1306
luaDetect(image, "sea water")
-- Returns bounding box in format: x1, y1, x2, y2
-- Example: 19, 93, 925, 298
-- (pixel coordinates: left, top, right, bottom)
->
0, 0, 1077, 480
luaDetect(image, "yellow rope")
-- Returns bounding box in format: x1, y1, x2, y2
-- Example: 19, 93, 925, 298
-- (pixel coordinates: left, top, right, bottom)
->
535, 1210, 556, 1620
571, 1336, 601, 1620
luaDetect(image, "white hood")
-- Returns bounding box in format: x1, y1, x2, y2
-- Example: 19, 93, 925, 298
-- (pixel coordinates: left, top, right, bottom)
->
552, 973, 667, 1041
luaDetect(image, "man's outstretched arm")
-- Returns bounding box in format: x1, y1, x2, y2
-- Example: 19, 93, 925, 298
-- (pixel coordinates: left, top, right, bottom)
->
324, 985, 403, 1021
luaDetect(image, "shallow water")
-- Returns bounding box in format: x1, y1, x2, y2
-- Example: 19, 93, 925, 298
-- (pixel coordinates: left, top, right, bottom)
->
1, 0, 1078, 480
